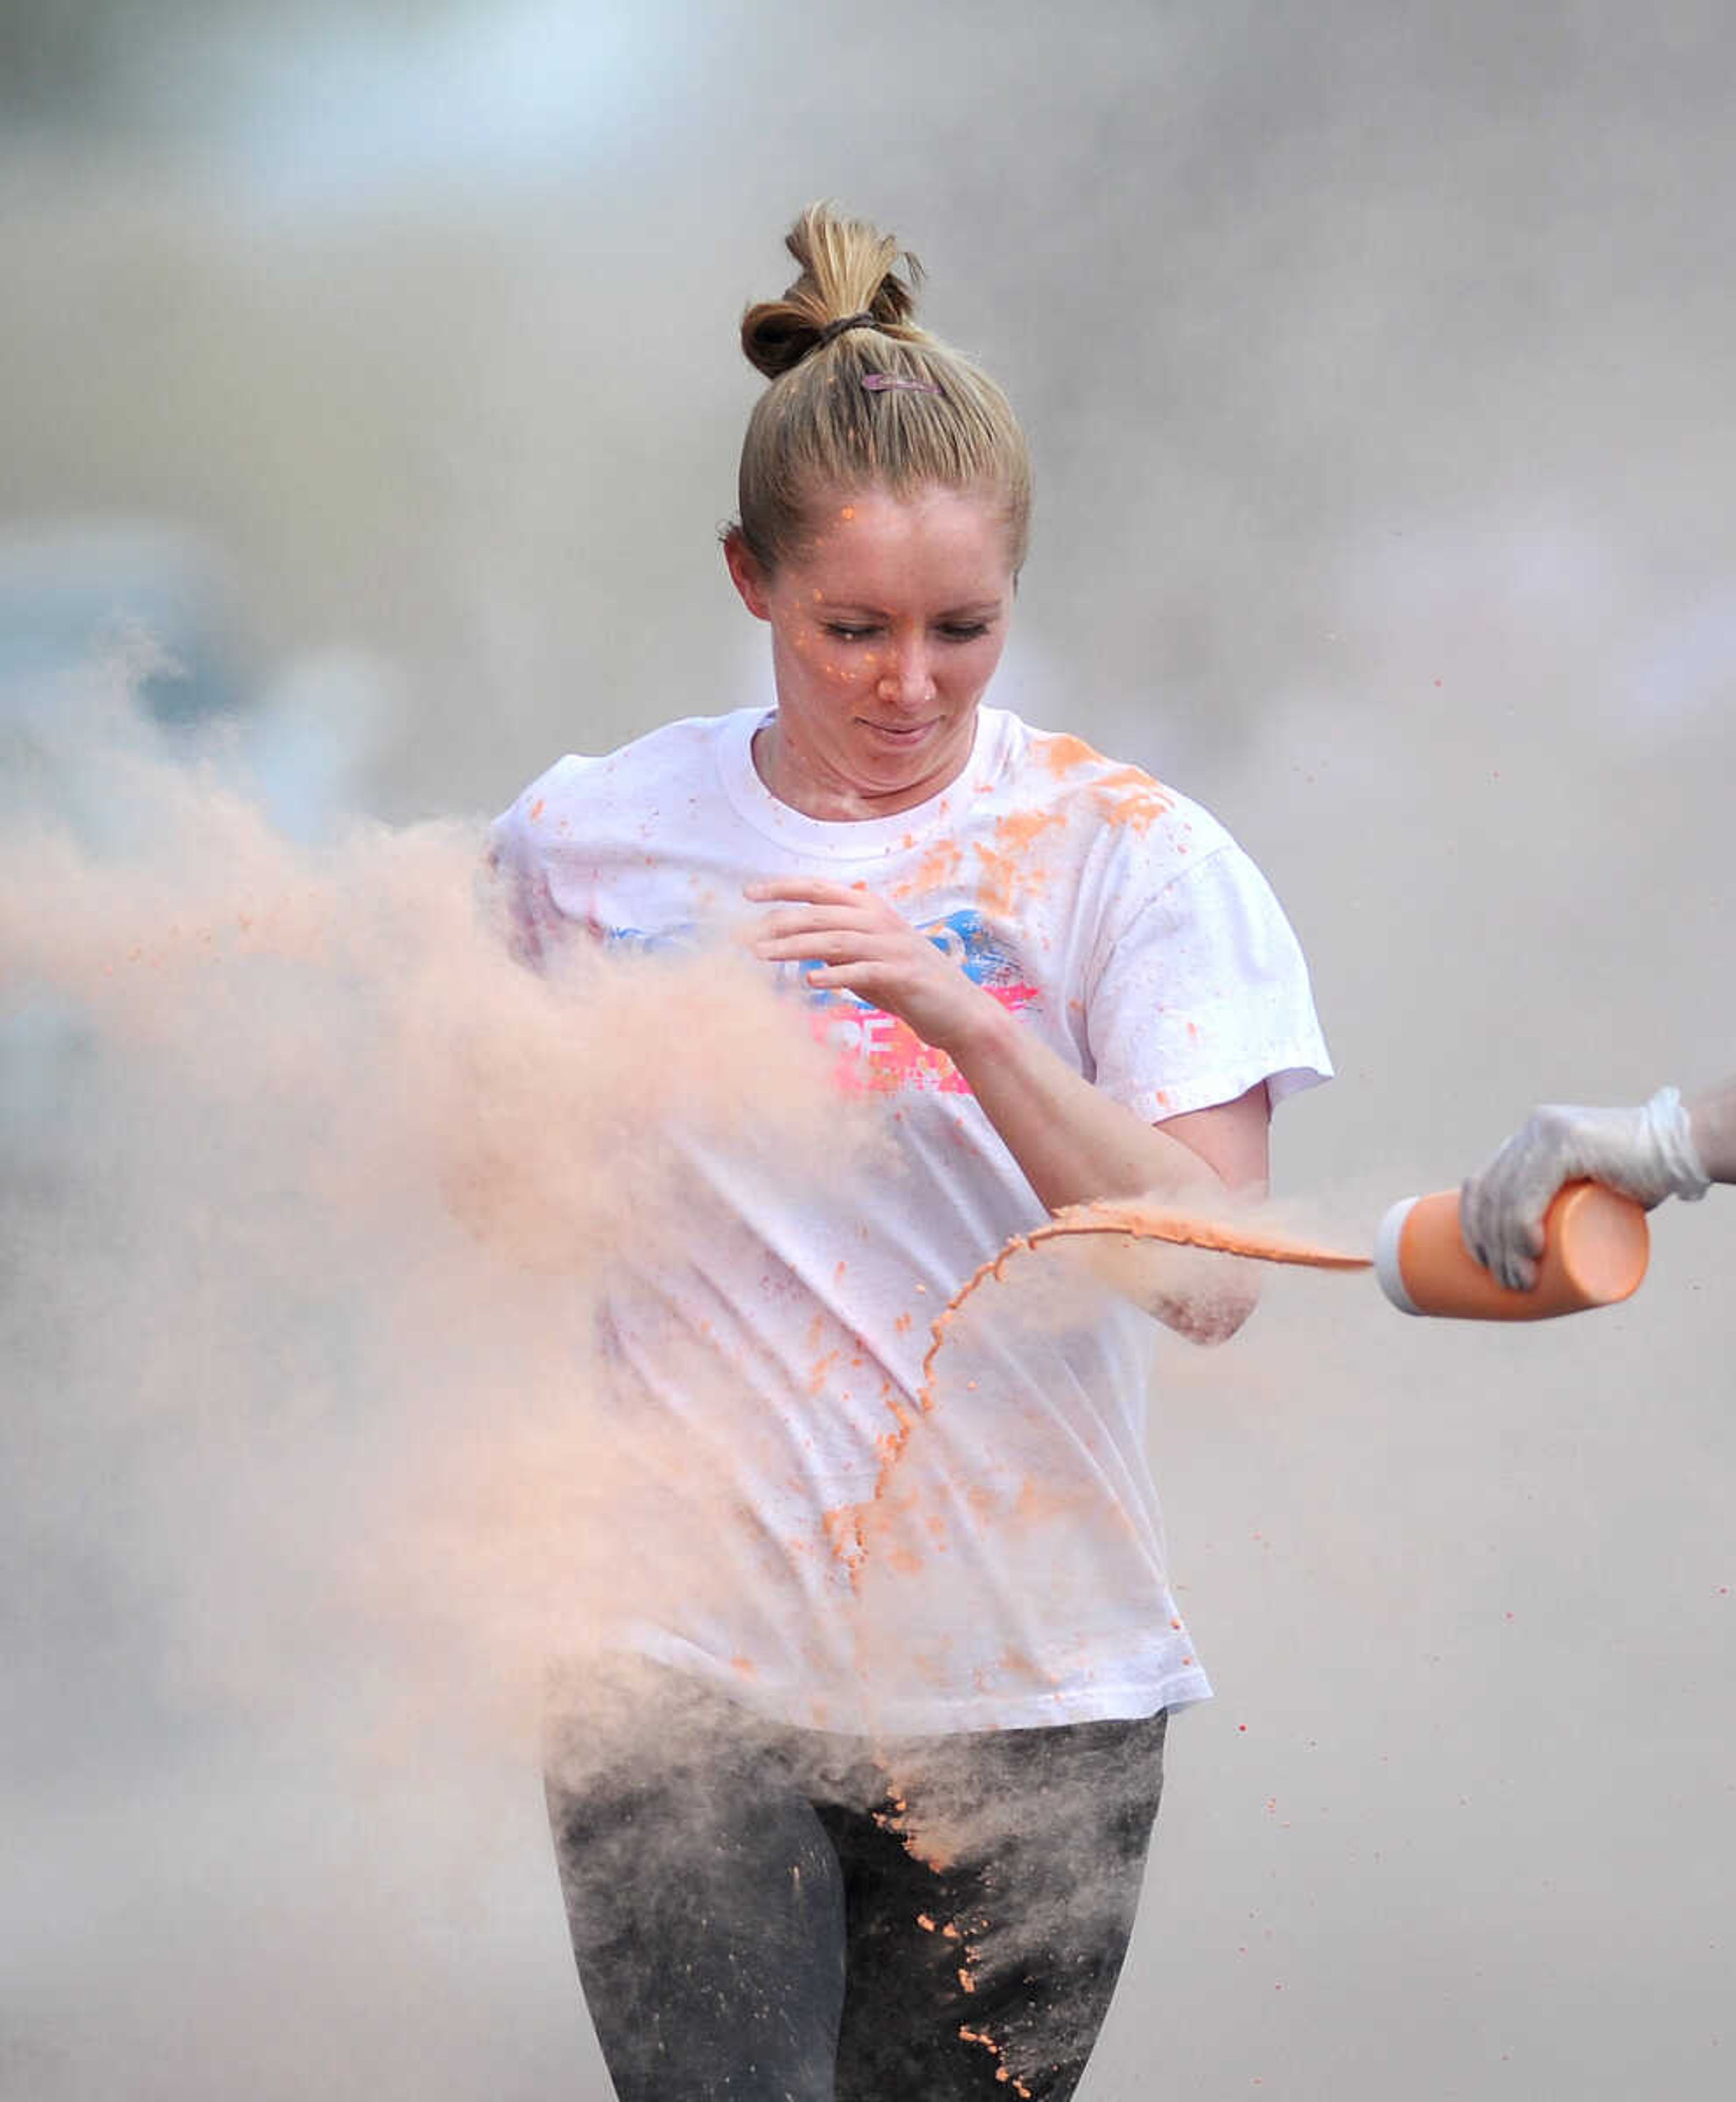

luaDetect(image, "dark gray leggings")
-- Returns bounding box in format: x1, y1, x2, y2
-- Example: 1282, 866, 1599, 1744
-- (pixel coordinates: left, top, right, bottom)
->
544, 1672, 1167, 2101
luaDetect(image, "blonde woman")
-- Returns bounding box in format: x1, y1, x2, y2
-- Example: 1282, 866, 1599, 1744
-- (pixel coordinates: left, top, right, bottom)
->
491, 206, 1331, 2102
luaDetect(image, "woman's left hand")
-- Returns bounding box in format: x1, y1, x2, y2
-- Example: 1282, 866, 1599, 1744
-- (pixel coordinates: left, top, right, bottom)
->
745, 878, 997, 1056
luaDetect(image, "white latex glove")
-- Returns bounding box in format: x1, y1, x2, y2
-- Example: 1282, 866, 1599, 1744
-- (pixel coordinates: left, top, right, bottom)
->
1460, 1086, 1711, 1291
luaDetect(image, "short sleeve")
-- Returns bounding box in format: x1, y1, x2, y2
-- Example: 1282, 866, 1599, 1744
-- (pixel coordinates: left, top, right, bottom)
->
1086, 840, 1332, 1123
485, 782, 566, 971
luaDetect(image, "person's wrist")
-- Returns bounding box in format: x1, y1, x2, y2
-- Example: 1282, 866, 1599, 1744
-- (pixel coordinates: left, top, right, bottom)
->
1646, 1085, 1712, 1202
1686, 1092, 1736, 1186
934, 984, 1018, 1070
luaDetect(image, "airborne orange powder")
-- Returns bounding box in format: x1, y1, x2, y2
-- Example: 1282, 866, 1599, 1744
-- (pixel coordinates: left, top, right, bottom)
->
924, 1197, 1370, 1385
867, 1200, 1371, 1522
824, 1202, 1369, 1588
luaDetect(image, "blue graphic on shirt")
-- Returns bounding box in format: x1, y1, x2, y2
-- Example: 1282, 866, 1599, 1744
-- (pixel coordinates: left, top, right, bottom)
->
599, 920, 701, 957
590, 909, 1033, 1093
795, 908, 1032, 1012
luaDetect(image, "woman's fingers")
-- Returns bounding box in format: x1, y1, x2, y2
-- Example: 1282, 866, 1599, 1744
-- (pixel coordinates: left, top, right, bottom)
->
744, 877, 870, 909
753, 930, 901, 966
741, 880, 983, 1049
802, 960, 900, 993
750, 903, 882, 944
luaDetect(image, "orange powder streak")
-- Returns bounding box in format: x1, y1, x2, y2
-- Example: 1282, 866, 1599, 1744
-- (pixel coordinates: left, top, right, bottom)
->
918, 1197, 1371, 1403
840, 1206, 1368, 2088
858, 1202, 1372, 1547
826, 1201, 1369, 1593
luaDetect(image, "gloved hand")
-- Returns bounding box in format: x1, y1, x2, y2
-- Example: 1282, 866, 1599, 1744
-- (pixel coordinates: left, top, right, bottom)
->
1460, 1086, 1711, 1291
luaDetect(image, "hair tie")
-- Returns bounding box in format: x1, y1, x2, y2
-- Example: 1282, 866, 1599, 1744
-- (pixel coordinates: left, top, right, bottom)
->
862, 372, 943, 396
816, 311, 879, 346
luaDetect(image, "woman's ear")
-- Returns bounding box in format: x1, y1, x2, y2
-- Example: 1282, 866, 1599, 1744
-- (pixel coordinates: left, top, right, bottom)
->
722, 527, 773, 621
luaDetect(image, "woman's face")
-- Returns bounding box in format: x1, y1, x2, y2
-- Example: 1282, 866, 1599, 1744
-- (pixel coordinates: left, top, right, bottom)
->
726, 483, 1016, 820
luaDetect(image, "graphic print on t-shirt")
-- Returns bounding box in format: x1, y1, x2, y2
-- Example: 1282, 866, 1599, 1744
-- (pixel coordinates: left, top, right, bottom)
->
487, 708, 1333, 1731
597, 907, 1038, 1096
789, 908, 1038, 1096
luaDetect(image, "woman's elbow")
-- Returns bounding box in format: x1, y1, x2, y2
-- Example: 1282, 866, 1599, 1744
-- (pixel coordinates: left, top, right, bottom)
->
1156, 1266, 1262, 1347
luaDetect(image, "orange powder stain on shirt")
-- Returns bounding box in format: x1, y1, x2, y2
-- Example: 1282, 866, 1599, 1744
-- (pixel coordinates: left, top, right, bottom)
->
995, 806, 1066, 857
971, 806, 1066, 917
968, 841, 1017, 917
995, 1645, 1057, 1685
1090, 764, 1174, 833
1033, 731, 1104, 776
821, 1503, 868, 1578
874, 1398, 917, 1465
1006, 1475, 1089, 1528
911, 835, 964, 894
1031, 731, 1175, 829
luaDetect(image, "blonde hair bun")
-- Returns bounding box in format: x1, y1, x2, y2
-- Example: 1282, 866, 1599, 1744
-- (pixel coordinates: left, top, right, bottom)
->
733, 203, 1033, 575
740, 203, 926, 378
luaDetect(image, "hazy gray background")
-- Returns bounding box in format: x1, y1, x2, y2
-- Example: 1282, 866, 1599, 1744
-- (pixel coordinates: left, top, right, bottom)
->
4, 2, 1735, 2096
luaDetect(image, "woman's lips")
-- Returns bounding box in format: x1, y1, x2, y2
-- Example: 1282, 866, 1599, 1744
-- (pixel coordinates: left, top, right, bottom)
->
859, 718, 937, 742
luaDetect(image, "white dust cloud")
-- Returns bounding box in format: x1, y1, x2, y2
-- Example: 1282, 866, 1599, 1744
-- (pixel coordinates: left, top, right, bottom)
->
0, 677, 1350, 2100
0, 681, 892, 2097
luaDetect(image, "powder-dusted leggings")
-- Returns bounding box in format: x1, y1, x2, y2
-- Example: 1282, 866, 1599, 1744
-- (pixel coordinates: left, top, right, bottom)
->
544, 1672, 1167, 2102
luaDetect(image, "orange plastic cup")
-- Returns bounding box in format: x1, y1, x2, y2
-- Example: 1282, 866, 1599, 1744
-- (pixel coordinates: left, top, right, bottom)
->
1375, 1179, 1649, 1321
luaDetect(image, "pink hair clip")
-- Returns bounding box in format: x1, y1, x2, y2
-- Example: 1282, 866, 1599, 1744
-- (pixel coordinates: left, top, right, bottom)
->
862, 372, 942, 396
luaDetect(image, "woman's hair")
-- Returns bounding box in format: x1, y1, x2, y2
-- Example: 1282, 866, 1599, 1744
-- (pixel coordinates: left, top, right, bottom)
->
734, 203, 1031, 575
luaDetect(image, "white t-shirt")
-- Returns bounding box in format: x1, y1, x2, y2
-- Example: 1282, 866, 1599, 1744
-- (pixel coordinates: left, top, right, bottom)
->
489, 704, 1331, 1734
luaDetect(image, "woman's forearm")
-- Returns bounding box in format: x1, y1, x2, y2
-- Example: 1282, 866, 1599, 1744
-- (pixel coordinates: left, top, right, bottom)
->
941, 1000, 1210, 1219
945, 999, 1231, 1213
942, 1000, 1270, 1345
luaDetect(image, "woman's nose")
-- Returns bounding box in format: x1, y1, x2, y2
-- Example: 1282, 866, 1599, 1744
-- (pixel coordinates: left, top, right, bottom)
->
876, 652, 935, 708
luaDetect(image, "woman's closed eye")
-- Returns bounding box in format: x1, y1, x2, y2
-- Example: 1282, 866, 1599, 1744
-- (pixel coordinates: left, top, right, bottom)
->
820, 620, 994, 643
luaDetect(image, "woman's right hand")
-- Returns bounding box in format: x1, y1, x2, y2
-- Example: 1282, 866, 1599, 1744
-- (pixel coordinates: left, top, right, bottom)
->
745, 877, 999, 1057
